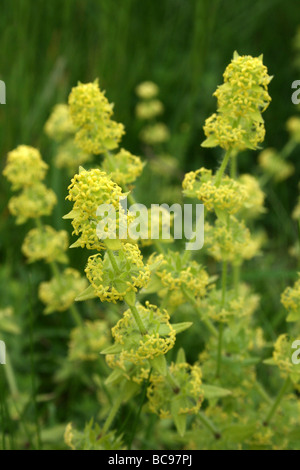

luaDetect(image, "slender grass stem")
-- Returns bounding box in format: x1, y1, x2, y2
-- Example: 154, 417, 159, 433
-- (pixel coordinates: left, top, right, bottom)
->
264, 376, 290, 426
102, 393, 123, 435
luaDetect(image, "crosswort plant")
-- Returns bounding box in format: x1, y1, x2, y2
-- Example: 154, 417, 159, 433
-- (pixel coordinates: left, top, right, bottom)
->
2, 52, 300, 450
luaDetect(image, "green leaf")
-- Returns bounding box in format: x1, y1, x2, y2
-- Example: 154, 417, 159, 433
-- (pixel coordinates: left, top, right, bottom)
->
101, 344, 123, 355
171, 322, 193, 334
223, 422, 257, 441
124, 291, 136, 307
202, 384, 232, 399
201, 135, 218, 148
105, 369, 124, 385
176, 348, 186, 364
63, 209, 80, 220
150, 355, 167, 376
75, 284, 97, 301
263, 358, 276, 366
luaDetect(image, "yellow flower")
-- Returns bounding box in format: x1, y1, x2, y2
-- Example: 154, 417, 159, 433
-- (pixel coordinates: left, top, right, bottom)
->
202, 52, 271, 151
135, 81, 159, 99
85, 244, 150, 303
102, 148, 145, 186
39, 268, 88, 314
238, 174, 266, 219
140, 123, 170, 145
154, 251, 209, 302
68, 80, 124, 154
135, 100, 164, 120
204, 216, 261, 263
22, 226, 69, 264
54, 139, 92, 175
202, 283, 260, 323
203, 113, 265, 151
147, 362, 203, 419
8, 183, 57, 224
44, 104, 76, 142
258, 148, 294, 182
286, 116, 300, 143
68, 320, 111, 361
65, 168, 128, 250
110, 302, 175, 364
271, 334, 300, 383
281, 274, 300, 322
64, 423, 75, 450
3, 146, 48, 190
183, 168, 247, 215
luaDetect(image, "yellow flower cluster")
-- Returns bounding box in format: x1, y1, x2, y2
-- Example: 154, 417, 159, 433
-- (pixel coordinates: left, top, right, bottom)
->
238, 174, 266, 219
281, 275, 300, 322
68, 320, 111, 361
154, 251, 209, 304
105, 354, 151, 385
85, 244, 150, 303
22, 226, 69, 264
271, 334, 300, 383
54, 140, 91, 175
140, 123, 170, 145
182, 168, 247, 215
202, 284, 260, 323
286, 116, 300, 143
135, 81, 159, 99
68, 80, 124, 154
136, 100, 164, 120
39, 268, 88, 314
8, 183, 57, 225
147, 362, 203, 419
44, 104, 76, 142
202, 52, 271, 150
102, 148, 145, 186
204, 216, 261, 263
110, 303, 175, 364
3, 145, 48, 190
258, 148, 294, 182
65, 168, 126, 250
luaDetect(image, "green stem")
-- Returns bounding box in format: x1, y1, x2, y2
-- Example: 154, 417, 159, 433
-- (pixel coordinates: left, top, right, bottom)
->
233, 263, 240, 297
69, 304, 83, 328
102, 393, 123, 435
264, 376, 290, 426
166, 367, 180, 392
129, 304, 147, 335
106, 248, 120, 274
216, 260, 227, 378
215, 150, 231, 187
49, 261, 61, 280
280, 139, 297, 160
254, 382, 272, 405
181, 287, 218, 337
198, 411, 221, 439
230, 150, 237, 179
